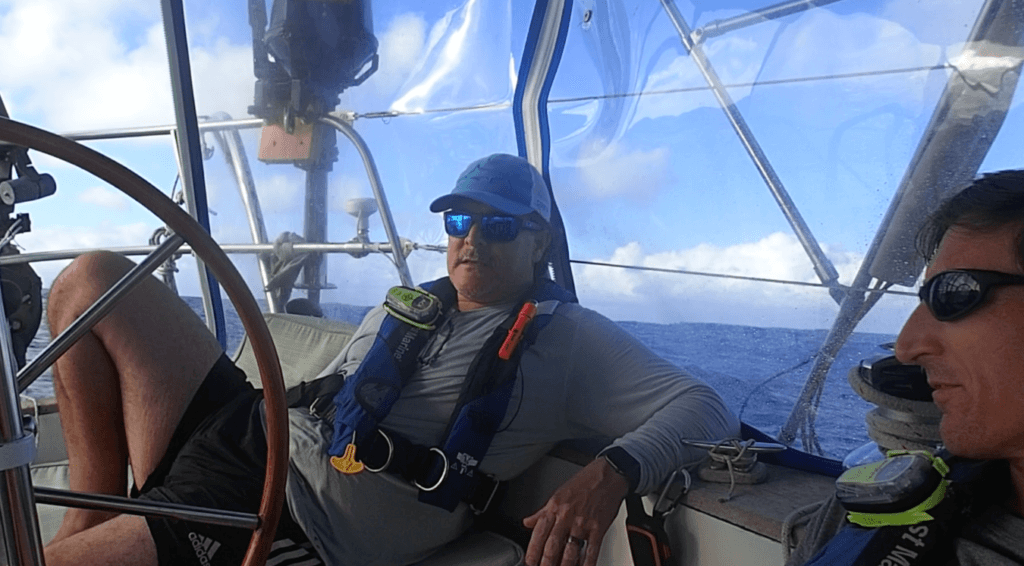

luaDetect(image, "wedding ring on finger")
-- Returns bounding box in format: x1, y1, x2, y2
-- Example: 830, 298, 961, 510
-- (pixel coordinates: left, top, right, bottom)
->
567, 535, 586, 547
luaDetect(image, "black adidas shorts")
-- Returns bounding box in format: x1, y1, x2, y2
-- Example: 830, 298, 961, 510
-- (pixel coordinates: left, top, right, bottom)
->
134, 354, 322, 566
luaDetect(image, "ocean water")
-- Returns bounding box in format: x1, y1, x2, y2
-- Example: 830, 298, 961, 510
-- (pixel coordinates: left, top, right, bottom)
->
23, 296, 891, 461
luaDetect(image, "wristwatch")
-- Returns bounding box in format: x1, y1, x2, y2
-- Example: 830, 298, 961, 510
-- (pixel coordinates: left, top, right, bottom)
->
600, 446, 640, 493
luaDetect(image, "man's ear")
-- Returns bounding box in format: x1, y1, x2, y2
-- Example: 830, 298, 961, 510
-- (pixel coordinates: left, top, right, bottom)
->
532, 230, 551, 264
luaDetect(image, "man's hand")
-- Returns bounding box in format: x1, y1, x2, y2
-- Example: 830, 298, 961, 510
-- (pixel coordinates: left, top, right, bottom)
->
522, 457, 631, 566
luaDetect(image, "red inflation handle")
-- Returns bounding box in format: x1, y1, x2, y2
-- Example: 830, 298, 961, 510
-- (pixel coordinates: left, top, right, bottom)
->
498, 301, 538, 360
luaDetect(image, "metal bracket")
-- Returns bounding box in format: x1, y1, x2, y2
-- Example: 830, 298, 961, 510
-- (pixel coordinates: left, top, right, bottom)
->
0, 432, 35, 472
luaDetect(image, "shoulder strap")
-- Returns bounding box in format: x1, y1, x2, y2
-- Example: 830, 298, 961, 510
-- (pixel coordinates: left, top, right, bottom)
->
419, 279, 573, 510
440, 277, 574, 438
326, 278, 455, 457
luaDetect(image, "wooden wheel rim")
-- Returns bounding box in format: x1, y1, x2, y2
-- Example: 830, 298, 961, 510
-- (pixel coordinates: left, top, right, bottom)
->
0, 117, 288, 566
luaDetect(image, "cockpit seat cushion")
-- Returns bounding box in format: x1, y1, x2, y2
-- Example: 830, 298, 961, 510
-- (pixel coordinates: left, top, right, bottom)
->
30, 460, 70, 544
415, 530, 523, 566
231, 312, 358, 389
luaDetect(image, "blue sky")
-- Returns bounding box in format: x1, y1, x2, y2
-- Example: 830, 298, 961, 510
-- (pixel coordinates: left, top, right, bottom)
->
4, 0, 1021, 334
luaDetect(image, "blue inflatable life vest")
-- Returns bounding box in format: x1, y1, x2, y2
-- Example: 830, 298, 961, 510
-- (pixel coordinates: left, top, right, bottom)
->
327, 277, 576, 511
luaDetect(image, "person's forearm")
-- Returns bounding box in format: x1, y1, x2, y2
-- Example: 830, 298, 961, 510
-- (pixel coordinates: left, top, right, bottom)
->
606, 382, 740, 493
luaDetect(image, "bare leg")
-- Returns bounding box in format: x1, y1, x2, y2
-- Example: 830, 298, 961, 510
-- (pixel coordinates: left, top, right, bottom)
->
46, 515, 156, 566
45, 251, 223, 548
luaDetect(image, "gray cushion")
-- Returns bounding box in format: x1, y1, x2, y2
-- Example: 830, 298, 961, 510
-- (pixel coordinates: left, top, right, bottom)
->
417, 531, 523, 566
31, 461, 70, 545
232, 313, 357, 389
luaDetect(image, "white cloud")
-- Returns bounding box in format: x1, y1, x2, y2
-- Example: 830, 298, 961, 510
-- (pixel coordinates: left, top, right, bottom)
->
390, 2, 512, 113
191, 38, 257, 119
254, 174, 302, 214
635, 36, 763, 123
633, 9, 943, 124
14, 222, 155, 287
358, 13, 430, 98
78, 186, 131, 211
572, 233, 915, 331
575, 140, 672, 200
778, 11, 938, 74
329, 176, 371, 214
1, 3, 172, 130
881, 0, 985, 45
17, 222, 153, 253
579, 232, 861, 297
1, 0, 252, 132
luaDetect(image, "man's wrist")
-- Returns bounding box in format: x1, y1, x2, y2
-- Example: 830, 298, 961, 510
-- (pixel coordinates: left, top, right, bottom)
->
600, 446, 640, 493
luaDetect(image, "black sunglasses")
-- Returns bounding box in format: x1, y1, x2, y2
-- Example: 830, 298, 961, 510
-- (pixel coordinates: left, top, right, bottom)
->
443, 212, 543, 242
918, 269, 1024, 321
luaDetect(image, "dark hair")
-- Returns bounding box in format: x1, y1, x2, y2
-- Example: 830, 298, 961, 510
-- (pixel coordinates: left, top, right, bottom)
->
528, 212, 553, 281
918, 169, 1024, 268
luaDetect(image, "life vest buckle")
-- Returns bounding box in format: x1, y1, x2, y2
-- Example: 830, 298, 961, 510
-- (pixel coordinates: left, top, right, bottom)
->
414, 447, 449, 492
362, 429, 394, 473
469, 475, 501, 515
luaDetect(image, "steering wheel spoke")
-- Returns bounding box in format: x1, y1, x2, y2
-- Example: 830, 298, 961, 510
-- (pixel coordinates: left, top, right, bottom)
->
18, 234, 186, 392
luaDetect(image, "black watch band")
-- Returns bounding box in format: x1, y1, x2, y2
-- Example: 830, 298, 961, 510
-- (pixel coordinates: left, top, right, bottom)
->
601, 446, 640, 493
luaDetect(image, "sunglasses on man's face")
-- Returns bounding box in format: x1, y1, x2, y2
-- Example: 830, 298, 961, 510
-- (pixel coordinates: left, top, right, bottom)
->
918, 269, 1024, 321
443, 212, 542, 242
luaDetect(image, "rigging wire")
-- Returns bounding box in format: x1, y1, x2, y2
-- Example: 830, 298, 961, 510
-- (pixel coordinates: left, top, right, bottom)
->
351, 64, 952, 121
571, 259, 917, 297
548, 64, 952, 106
799, 278, 894, 455
737, 353, 814, 422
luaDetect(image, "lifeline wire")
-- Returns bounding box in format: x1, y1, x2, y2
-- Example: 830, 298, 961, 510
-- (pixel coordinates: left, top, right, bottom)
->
571, 259, 916, 296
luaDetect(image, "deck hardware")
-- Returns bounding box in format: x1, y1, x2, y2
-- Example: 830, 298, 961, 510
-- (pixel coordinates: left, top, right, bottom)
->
19, 402, 37, 450
685, 439, 783, 502
345, 197, 378, 254
844, 356, 941, 468
652, 468, 691, 517
150, 226, 182, 293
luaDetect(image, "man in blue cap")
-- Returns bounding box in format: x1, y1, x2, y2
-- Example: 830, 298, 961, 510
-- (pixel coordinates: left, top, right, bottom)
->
429, 153, 553, 309
43, 154, 737, 566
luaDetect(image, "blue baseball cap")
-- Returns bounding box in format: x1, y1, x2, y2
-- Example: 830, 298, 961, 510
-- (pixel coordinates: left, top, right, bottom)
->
429, 154, 551, 222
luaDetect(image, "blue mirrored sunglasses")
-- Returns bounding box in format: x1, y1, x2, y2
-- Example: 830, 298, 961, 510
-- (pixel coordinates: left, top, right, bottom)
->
919, 269, 1024, 321
443, 212, 543, 242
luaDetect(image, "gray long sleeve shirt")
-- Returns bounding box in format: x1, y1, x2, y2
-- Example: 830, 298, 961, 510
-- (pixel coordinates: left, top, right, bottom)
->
287, 300, 739, 565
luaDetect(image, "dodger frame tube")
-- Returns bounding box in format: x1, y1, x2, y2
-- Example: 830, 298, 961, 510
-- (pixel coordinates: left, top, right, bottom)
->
207, 113, 277, 313
321, 113, 414, 287
660, 0, 844, 301
161, 0, 227, 347
514, 0, 575, 291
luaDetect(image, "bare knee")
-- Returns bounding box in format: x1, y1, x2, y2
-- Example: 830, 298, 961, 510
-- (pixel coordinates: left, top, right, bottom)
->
48, 251, 136, 335
47, 250, 221, 381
